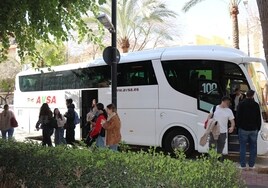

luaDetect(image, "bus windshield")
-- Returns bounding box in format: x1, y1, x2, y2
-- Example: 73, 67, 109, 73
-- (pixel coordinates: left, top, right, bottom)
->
246, 62, 268, 121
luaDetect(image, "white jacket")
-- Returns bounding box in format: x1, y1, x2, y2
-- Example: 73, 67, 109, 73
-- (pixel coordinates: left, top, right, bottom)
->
56, 116, 66, 128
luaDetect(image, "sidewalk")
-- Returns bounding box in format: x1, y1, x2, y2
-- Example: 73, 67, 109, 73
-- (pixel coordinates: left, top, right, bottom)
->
224, 154, 268, 187
11, 128, 268, 187
241, 169, 268, 188
13, 127, 42, 142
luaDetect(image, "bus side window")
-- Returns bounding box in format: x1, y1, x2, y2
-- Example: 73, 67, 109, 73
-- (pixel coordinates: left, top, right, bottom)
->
62, 71, 76, 89
19, 75, 42, 92
97, 66, 111, 88
117, 72, 124, 86
117, 61, 157, 87
131, 73, 146, 85
168, 75, 179, 88
23, 79, 31, 91
199, 75, 206, 79
198, 80, 222, 112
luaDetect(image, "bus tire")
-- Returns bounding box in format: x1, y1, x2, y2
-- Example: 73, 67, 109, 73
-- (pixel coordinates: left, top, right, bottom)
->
163, 128, 194, 156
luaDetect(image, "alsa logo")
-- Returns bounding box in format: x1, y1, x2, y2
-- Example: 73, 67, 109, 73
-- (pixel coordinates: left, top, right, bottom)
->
36, 96, 56, 104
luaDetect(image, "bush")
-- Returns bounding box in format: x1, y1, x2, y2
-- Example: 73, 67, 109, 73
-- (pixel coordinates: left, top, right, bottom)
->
0, 140, 245, 188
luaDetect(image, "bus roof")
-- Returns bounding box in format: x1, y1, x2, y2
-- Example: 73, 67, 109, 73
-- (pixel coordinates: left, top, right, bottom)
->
17, 45, 264, 76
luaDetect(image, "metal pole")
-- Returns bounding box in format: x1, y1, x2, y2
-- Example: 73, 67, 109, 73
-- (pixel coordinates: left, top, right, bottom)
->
246, 18, 250, 56
111, 0, 117, 106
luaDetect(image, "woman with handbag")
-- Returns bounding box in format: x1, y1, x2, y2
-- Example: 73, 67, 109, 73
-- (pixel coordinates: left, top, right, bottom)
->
0, 104, 16, 140
36, 103, 54, 146
89, 103, 107, 148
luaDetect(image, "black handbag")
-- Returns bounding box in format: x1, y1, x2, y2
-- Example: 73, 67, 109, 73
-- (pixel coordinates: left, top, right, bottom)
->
48, 117, 58, 129
85, 134, 96, 147
99, 127, 105, 137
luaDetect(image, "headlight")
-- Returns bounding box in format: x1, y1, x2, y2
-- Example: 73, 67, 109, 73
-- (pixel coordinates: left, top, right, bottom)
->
260, 130, 268, 141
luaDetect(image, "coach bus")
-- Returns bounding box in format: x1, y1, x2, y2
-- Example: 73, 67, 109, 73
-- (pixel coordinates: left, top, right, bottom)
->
14, 45, 268, 155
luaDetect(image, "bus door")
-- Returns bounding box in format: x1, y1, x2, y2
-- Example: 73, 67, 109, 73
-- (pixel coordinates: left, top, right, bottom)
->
196, 79, 227, 154
81, 89, 98, 139
64, 90, 81, 140
224, 77, 250, 153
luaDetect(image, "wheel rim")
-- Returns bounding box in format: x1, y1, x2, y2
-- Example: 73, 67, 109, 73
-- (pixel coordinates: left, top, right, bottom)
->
171, 135, 189, 151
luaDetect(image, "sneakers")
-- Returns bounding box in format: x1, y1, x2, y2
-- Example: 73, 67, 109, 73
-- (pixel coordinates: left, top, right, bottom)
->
238, 165, 256, 170
238, 166, 247, 170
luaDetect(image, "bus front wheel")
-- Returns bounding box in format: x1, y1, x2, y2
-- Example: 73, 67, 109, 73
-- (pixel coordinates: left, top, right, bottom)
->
163, 129, 194, 156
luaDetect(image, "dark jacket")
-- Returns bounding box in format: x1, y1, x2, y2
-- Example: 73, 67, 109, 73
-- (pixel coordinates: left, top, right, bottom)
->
64, 104, 75, 126
236, 98, 261, 131
36, 111, 53, 129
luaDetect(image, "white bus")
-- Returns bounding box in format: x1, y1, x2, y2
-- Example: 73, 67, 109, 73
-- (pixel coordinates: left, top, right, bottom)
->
14, 45, 268, 155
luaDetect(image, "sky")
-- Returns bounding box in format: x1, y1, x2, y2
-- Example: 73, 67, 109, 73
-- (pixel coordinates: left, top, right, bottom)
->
165, 0, 257, 45
68, 0, 261, 59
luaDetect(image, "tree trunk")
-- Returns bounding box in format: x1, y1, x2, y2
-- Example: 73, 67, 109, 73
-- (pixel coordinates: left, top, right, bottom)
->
0, 96, 7, 105
257, 0, 268, 63
120, 37, 130, 53
230, 5, 240, 49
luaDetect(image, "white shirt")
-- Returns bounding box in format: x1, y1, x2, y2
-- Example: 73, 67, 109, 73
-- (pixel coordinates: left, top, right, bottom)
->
210, 105, 234, 133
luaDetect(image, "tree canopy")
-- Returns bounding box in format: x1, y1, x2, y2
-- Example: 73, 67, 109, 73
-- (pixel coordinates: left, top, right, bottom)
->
100, 0, 177, 53
24, 41, 67, 68
0, 0, 106, 62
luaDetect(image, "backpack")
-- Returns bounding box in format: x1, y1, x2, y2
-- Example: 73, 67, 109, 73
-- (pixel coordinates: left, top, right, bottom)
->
74, 111, 80, 125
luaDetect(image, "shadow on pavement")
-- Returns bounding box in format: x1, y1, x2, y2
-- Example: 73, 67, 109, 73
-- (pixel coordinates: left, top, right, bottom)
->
25, 136, 43, 141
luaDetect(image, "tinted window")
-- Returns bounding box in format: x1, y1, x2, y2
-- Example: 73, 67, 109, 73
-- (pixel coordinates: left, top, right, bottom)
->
73, 66, 110, 88
19, 61, 157, 92
198, 80, 222, 110
161, 60, 248, 98
19, 66, 110, 92
118, 61, 157, 86
19, 74, 42, 92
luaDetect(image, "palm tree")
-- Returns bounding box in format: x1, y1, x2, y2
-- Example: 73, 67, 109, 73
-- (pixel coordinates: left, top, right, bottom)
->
100, 0, 177, 53
183, 0, 242, 49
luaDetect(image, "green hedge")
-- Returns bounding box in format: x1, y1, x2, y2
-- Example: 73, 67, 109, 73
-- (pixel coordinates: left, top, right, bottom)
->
0, 140, 245, 188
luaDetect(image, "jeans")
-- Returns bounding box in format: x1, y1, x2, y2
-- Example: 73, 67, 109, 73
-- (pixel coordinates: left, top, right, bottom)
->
1, 128, 14, 140
96, 136, 105, 148
54, 127, 66, 145
109, 144, 118, 151
239, 128, 258, 167
209, 133, 226, 154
